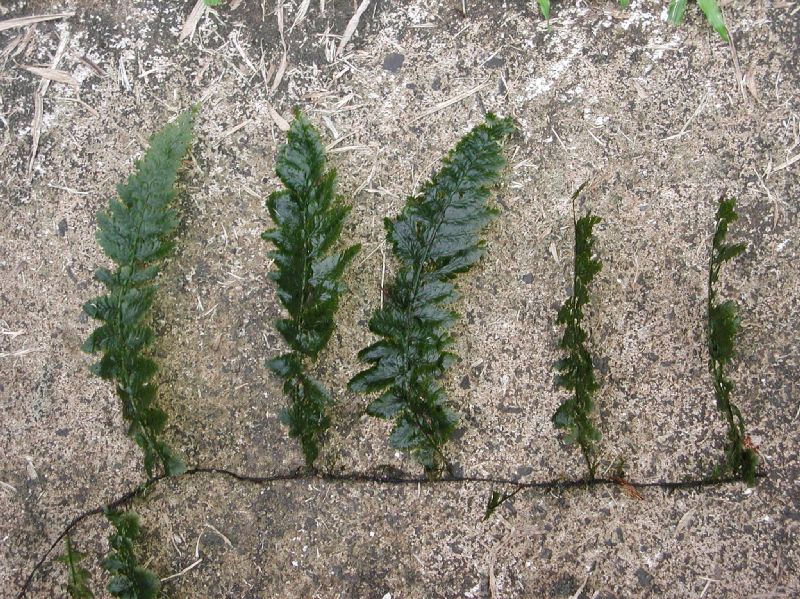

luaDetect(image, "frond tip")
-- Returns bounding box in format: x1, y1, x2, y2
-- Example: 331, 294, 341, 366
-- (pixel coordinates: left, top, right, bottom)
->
263, 111, 360, 466
82, 109, 195, 477
349, 113, 516, 476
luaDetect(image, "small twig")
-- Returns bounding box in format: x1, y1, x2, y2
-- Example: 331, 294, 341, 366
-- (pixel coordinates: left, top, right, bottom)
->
409, 82, 489, 123
661, 92, 709, 141
0, 12, 73, 32
771, 153, 800, 173
160, 557, 203, 582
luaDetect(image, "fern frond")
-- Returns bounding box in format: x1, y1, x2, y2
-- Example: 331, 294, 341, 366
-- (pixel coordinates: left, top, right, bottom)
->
103, 509, 160, 599
707, 197, 757, 486
83, 110, 195, 477
57, 535, 94, 598
552, 185, 603, 479
349, 114, 516, 476
262, 111, 360, 466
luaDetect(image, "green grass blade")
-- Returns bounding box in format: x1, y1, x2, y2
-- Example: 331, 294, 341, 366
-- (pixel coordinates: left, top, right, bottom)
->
537, 0, 550, 21
667, 0, 687, 25
697, 0, 729, 41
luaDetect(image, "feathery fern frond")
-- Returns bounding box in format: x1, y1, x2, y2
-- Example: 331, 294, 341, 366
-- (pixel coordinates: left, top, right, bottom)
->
262, 111, 360, 466
58, 535, 94, 599
349, 114, 516, 476
707, 197, 757, 486
82, 110, 195, 477
103, 509, 160, 599
552, 184, 603, 479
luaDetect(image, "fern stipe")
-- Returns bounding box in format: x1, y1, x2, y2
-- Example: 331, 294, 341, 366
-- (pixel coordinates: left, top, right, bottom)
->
82, 109, 195, 477
262, 111, 361, 467
552, 184, 603, 479
706, 197, 757, 485
349, 114, 516, 476
58, 535, 93, 598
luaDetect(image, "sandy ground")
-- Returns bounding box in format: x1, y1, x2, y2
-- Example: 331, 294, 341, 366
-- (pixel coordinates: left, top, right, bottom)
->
1, 0, 798, 597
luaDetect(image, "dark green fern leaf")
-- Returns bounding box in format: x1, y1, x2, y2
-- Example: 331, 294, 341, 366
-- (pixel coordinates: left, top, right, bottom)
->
349, 114, 516, 476
706, 197, 757, 486
58, 535, 94, 598
103, 509, 160, 599
83, 110, 195, 477
553, 184, 603, 479
262, 111, 360, 467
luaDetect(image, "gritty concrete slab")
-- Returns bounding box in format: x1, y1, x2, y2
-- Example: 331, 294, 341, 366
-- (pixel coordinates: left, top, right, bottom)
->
1, 0, 798, 597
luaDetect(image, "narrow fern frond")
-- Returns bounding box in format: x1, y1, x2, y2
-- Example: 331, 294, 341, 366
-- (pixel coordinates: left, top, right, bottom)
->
58, 535, 94, 599
707, 197, 757, 486
83, 110, 195, 477
552, 185, 603, 479
349, 114, 516, 476
262, 111, 360, 467
103, 509, 160, 599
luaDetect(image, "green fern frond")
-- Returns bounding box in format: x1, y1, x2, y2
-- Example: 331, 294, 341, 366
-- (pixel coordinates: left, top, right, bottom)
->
552, 185, 603, 479
262, 111, 360, 467
103, 509, 160, 599
707, 197, 757, 486
349, 114, 516, 476
57, 535, 94, 598
83, 110, 195, 477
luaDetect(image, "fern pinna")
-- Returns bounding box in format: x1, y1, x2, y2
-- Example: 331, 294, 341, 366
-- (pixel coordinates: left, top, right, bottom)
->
553, 185, 603, 479
349, 114, 516, 476
706, 197, 758, 486
103, 509, 160, 599
263, 111, 360, 467
82, 110, 194, 477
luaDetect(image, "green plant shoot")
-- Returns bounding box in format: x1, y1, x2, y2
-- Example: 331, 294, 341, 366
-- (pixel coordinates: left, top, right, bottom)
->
537, 0, 550, 20
263, 111, 360, 467
707, 197, 757, 485
58, 535, 93, 599
668, 0, 729, 41
349, 114, 516, 476
82, 110, 194, 477
553, 184, 603, 479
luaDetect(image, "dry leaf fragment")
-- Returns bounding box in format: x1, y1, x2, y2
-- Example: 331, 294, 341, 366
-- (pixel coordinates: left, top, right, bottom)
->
179, 0, 207, 41
23, 65, 78, 88
337, 0, 371, 57
267, 104, 290, 131
290, 0, 311, 31
612, 477, 644, 500
0, 12, 73, 32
